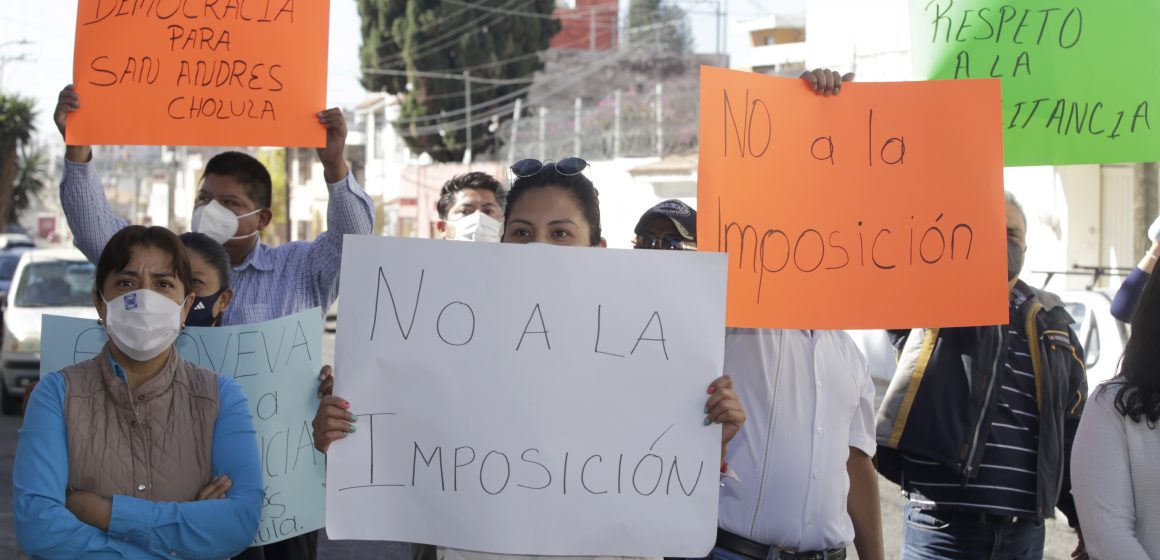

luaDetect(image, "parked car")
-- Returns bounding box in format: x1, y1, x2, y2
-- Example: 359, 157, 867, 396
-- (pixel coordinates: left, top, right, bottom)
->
0, 248, 98, 414
0, 247, 31, 301
1059, 289, 1128, 393
0, 233, 35, 251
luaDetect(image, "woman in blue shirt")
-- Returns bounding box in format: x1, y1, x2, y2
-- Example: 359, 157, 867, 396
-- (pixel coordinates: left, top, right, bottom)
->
14, 225, 263, 559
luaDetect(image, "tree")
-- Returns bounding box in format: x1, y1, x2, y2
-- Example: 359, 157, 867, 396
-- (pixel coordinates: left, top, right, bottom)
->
0, 96, 35, 232
10, 144, 48, 226
628, 0, 693, 53
358, 0, 561, 162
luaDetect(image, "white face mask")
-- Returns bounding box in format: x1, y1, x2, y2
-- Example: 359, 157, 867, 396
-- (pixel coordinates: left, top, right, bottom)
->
103, 289, 185, 362
192, 200, 262, 244
450, 212, 501, 243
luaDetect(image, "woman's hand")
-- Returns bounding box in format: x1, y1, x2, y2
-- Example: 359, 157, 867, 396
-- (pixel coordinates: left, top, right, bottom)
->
196, 475, 233, 500
705, 375, 746, 449
65, 490, 112, 530
799, 68, 855, 96
312, 395, 357, 454
317, 365, 334, 399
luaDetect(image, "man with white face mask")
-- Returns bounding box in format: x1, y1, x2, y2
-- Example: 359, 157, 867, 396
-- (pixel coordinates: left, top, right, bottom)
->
53, 85, 374, 328
435, 172, 505, 242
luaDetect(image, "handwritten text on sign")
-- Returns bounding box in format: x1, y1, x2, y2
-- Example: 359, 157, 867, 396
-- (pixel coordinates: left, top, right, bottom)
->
697, 67, 1008, 330
68, 0, 331, 147
909, 0, 1158, 166
40, 309, 326, 547
326, 237, 727, 556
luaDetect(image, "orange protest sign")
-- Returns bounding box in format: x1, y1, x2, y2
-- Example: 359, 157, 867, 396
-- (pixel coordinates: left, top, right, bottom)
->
697, 67, 1008, 330
67, 0, 330, 147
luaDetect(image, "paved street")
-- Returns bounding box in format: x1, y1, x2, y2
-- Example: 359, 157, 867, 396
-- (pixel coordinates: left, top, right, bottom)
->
0, 333, 1078, 559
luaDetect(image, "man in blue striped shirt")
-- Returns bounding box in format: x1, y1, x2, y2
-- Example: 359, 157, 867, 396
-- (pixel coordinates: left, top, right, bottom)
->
52, 84, 375, 560
876, 192, 1088, 559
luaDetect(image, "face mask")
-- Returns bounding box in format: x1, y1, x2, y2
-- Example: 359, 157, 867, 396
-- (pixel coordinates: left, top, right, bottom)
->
192, 200, 262, 245
1007, 239, 1025, 281
450, 212, 501, 243
103, 289, 185, 362
185, 291, 225, 328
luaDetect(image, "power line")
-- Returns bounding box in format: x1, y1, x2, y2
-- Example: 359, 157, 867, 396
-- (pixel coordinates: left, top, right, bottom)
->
361, 68, 537, 86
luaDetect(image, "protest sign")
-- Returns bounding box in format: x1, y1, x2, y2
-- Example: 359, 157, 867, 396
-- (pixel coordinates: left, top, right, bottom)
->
67, 0, 331, 147
325, 236, 727, 557
698, 66, 1007, 330
40, 308, 326, 547
909, 0, 1159, 166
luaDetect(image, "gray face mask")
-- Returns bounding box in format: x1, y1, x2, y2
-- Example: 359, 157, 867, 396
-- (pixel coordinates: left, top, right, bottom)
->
1008, 239, 1025, 281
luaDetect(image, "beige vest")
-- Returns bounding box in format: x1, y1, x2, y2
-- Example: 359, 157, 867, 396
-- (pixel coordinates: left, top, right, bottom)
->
62, 346, 220, 502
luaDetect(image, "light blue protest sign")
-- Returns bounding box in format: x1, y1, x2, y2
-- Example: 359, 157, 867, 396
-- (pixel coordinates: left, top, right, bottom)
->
40, 308, 326, 547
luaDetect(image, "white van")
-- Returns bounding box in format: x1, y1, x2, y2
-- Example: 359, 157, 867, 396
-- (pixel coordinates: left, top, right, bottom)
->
1, 248, 98, 414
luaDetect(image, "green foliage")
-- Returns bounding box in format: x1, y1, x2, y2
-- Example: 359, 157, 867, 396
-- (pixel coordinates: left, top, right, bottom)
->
628, 0, 693, 53
257, 148, 288, 245
0, 95, 36, 231
358, 0, 561, 162
11, 144, 47, 224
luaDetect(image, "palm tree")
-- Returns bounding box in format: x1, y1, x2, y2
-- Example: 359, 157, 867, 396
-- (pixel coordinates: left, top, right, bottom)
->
11, 144, 47, 225
0, 95, 36, 232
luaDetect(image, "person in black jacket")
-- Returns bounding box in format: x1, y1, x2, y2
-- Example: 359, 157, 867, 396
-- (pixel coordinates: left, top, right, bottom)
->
876, 192, 1088, 559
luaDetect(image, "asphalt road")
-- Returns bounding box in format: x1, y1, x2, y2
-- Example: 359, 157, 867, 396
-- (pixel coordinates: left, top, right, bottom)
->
0, 333, 1079, 559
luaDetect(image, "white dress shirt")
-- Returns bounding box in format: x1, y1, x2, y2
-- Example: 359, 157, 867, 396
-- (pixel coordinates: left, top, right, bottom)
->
718, 328, 876, 551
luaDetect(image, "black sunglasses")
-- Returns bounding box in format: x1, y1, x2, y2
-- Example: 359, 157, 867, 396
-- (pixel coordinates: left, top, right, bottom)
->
634, 234, 694, 251
510, 157, 589, 178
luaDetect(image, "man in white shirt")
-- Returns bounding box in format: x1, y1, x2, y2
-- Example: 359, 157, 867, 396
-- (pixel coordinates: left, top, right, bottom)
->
715, 328, 882, 560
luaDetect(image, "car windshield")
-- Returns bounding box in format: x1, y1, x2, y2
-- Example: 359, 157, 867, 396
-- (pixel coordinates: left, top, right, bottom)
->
13, 260, 96, 308
0, 254, 20, 280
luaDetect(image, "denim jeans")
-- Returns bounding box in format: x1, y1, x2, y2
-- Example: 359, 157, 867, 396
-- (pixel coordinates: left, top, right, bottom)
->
901, 502, 1045, 560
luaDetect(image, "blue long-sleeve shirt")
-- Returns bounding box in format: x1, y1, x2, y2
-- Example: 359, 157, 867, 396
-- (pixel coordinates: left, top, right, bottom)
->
60, 159, 376, 325
1111, 267, 1150, 323
14, 363, 263, 559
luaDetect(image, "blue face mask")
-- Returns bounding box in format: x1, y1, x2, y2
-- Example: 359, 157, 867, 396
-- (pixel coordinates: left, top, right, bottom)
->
185, 291, 225, 327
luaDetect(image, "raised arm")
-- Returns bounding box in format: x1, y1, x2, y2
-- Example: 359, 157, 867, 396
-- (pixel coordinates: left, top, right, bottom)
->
304, 108, 375, 313
14, 372, 129, 558
105, 376, 263, 558
54, 85, 128, 263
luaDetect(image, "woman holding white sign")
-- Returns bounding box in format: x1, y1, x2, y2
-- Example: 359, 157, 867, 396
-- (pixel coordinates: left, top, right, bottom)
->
14, 225, 263, 559
312, 158, 746, 560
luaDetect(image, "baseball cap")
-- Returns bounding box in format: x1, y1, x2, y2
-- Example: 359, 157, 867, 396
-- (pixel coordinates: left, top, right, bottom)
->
634, 199, 696, 242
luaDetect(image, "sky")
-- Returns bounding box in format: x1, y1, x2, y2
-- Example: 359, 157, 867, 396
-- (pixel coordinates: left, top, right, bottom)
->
0, 0, 801, 144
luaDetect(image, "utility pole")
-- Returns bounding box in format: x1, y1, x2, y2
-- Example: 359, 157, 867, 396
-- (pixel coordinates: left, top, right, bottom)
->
590, 8, 597, 51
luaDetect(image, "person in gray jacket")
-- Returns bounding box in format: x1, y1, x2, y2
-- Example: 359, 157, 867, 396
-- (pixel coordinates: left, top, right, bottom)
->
876, 192, 1088, 559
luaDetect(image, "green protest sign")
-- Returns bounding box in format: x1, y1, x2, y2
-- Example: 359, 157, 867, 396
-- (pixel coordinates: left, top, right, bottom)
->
909, 1, 1158, 166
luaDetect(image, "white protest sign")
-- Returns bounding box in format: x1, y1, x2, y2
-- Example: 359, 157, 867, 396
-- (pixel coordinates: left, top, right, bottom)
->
326, 236, 728, 557
41, 309, 326, 547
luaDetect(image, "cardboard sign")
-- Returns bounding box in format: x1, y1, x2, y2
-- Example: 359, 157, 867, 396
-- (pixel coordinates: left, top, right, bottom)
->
697, 66, 1008, 330
67, 0, 330, 147
326, 237, 728, 557
910, 0, 1159, 166
41, 309, 326, 547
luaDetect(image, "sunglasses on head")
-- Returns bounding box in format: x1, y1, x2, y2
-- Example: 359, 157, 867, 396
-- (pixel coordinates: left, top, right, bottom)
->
510, 157, 589, 178
634, 234, 695, 251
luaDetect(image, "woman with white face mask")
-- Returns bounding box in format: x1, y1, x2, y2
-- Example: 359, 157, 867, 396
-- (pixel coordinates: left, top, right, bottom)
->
14, 225, 263, 559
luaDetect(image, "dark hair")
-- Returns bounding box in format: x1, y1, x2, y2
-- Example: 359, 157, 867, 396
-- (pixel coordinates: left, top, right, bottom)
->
95, 226, 194, 297
436, 172, 506, 219
505, 162, 601, 246
179, 232, 231, 291
203, 151, 272, 209
1113, 270, 1160, 425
